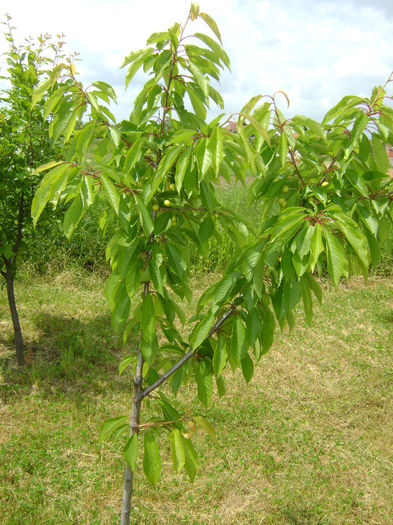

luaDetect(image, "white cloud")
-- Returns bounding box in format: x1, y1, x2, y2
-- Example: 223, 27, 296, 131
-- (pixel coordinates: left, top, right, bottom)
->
1, 0, 392, 121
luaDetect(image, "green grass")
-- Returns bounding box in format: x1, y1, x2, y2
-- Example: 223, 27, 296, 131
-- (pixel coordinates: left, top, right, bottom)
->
1, 272, 393, 524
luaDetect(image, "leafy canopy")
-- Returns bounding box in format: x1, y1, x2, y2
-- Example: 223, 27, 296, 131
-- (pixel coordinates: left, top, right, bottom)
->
0, 16, 75, 274
32, 3, 393, 487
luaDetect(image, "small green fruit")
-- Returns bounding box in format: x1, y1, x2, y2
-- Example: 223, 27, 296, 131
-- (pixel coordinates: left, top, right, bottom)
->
164, 199, 171, 207
169, 183, 176, 191
283, 185, 289, 192
321, 181, 329, 187
152, 204, 159, 211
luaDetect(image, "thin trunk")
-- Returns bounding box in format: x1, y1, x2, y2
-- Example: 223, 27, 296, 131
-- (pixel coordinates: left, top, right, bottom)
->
120, 282, 148, 525
4, 258, 25, 366
120, 350, 143, 525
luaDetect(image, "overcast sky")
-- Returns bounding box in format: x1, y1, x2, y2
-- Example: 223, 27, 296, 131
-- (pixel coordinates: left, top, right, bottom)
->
1, 0, 392, 122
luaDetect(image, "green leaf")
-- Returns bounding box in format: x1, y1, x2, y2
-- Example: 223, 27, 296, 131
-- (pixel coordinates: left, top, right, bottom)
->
301, 277, 313, 324
372, 135, 389, 172
169, 130, 196, 144
193, 415, 218, 443
143, 431, 161, 487
322, 95, 364, 124
216, 375, 226, 397
101, 174, 120, 216
188, 60, 209, 98
166, 242, 187, 279
240, 95, 263, 116
31, 163, 71, 226
92, 80, 117, 102
332, 213, 370, 272
194, 33, 230, 69
279, 133, 288, 168
175, 145, 192, 193
201, 141, 213, 177
33, 160, 65, 174
208, 85, 224, 108
123, 139, 144, 174
191, 311, 215, 350
123, 434, 139, 472
135, 195, 154, 235
242, 113, 271, 146
99, 416, 128, 443
198, 216, 215, 244
169, 429, 185, 473
105, 273, 120, 307
160, 144, 183, 173
119, 354, 137, 376
241, 353, 254, 383
186, 83, 207, 120
200, 180, 217, 212
324, 229, 348, 286
207, 127, 224, 176
140, 294, 156, 363
43, 84, 69, 119
230, 316, 247, 365
246, 308, 263, 346
309, 223, 324, 271
190, 3, 199, 20
199, 12, 222, 43
270, 208, 305, 244
124, 48, 155, 87
349, 113, 369, 150
149, 258, 164, 295
109, 127, 121, 148
306, 275, 322, 305
180, 435, 198, 481
63, 194, 83, 239
112, 283, 131, 333
147, 31, 170, 44
196, 360, 213, 407
31, 77, 52, 107
212, 336, 228, 378
292, 115, 325, 138
199, 271, 240, 309
260, 307, 275, 354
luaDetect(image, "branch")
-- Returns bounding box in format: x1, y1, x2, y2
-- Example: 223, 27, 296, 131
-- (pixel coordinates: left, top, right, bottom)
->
288, 149, 305, 186
318, 148, 343, 185
141, 303, 238, 399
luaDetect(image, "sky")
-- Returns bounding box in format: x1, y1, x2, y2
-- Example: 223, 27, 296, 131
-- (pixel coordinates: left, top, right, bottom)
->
1, 0, 392, 122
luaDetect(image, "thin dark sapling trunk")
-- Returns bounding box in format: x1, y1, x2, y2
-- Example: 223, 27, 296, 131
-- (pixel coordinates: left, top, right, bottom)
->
1, 193, 26, 366
2, 257, 25, 366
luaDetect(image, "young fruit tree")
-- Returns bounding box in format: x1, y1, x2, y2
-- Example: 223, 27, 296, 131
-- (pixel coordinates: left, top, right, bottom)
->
0, 16, 73, 366
31, 3, 393, 523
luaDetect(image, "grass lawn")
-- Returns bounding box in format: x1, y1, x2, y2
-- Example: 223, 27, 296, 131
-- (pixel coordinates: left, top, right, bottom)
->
1, 270, 393, 524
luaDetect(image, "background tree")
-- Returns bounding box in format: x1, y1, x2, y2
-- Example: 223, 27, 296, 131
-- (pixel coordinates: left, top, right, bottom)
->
0, 16, 73, 365
31, 4, 393, 523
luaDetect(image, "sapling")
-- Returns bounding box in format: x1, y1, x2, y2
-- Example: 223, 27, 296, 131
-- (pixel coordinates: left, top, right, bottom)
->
0, 16, 74, 365
31, 4, 393, 522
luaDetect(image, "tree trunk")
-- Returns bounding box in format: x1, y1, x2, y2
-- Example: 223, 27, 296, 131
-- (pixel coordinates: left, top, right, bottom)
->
120, 352, 144, 525
120, 282, 148, 525
120, 388, 143, 525
4, 258, 25, 366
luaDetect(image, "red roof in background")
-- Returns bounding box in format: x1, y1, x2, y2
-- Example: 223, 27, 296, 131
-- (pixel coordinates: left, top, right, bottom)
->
225, 121, 238, 133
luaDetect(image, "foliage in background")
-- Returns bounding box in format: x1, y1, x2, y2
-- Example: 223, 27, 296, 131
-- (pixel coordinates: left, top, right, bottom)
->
0, 16, 73, 364
31, 3, 393, 523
